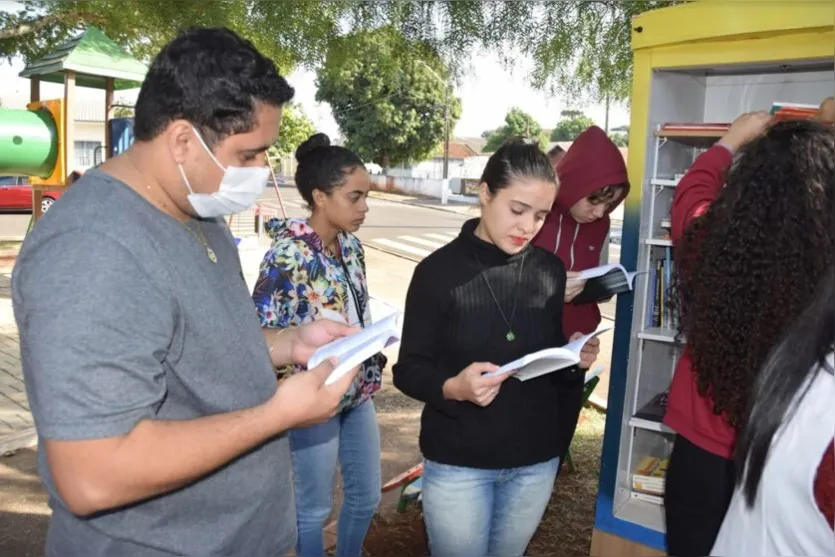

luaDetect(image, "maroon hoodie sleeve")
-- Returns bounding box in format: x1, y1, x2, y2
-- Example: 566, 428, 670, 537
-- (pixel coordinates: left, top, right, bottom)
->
671, 145, 733, 243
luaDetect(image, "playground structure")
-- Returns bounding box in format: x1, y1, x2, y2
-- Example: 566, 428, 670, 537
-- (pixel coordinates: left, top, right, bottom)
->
0, 26, 289, 235
0, 27, 147, 227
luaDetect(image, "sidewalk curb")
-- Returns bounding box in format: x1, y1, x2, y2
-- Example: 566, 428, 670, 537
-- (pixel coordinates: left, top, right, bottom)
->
368, 191, 476, 217
362, 241, 422, 264
588, 394, 608, 413
0, 426, 37, 455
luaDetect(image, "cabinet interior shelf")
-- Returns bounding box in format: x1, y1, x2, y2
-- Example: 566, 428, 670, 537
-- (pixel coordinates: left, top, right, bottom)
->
637, 327, 681, 343
650, 179, 679, 187
629, 416, 674, 434
655, 128, 724, 147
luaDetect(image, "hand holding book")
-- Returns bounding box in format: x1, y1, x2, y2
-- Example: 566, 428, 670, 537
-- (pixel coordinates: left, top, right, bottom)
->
442, 361, 511, 408
564, 271, 587, 302
573, 331, 601, 369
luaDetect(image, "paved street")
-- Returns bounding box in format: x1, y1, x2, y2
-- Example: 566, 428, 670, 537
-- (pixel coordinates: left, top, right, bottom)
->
230, 185, 472, 262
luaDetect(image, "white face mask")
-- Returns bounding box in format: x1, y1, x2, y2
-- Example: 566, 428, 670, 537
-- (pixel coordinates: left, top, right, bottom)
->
178, 127, 270, 218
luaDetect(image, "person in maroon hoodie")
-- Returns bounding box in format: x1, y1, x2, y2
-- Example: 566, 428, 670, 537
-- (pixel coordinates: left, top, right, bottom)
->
533, 125, 630, 335
663, 111, 835, 556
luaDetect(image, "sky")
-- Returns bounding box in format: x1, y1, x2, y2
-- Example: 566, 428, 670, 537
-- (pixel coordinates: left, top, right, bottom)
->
290, 51, 630, 140
0, 0, 630, 140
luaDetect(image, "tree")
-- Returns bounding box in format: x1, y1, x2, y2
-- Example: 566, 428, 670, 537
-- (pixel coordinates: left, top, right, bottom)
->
0, 1, 685, 103
0, 0, 348, 72
483, 107, 548, 153
268, 103, 315, 158
609, 132, 629, 147
550, 111, 596, 141
342, 1, 685, 103
315, 26, 461, 167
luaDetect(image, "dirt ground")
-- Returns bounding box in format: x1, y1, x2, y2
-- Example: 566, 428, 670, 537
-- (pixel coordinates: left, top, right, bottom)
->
0, 447, 49, 557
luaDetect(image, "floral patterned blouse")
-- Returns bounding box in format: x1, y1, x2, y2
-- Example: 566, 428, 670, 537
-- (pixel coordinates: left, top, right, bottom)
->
252, 218, 384, 412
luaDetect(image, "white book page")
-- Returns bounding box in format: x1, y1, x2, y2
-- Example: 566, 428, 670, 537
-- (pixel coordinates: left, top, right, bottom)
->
571, 263, 628, 280
509, 348, 577, 381
306, 312, 403, 386
485, 324, 613, 382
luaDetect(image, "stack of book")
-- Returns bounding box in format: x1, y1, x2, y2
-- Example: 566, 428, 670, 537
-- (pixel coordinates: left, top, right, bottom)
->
658, 122, 730, 135
632, 456, 668, 505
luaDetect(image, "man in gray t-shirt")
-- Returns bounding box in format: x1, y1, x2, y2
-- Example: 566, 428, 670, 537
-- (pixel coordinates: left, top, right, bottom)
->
11, 27, 357, 557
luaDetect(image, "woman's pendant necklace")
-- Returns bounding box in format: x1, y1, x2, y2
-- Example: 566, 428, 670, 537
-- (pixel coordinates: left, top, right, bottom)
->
206, 246, 218, 263
475, 252, 527, 342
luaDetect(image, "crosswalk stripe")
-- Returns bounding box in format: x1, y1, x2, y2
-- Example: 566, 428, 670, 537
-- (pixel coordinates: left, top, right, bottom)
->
425, 232, 456, 242
369, 238, 432, 258
399, 235, 447, 249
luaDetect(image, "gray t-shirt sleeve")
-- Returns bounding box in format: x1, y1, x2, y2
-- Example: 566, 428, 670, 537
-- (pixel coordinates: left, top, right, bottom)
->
13, 230, 174, 440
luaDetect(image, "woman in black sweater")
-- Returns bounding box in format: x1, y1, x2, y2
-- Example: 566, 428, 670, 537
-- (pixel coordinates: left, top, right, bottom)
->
393, 139, 600, 557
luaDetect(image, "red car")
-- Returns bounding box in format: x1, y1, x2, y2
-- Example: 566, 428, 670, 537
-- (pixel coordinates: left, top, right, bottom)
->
0, 176, 65, 214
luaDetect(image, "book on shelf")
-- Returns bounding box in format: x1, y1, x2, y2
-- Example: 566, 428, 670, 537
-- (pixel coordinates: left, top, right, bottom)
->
632, 456, 668, 496
634, 391, 669, 423
485, 325, 612, 382
308, 311, 403, 386
770, 101, 819, 122
659, 122, 730, 132
645, 246, 678, 331
569, 263, 640, 305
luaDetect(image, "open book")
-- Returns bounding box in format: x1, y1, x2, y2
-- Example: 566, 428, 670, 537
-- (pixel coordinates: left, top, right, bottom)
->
485, 325, 612, 382
307, 312, 403, 386
569, 264, 639, 305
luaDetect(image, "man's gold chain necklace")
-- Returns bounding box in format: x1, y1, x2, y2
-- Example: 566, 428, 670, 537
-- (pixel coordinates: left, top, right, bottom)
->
183, 221, 218, 263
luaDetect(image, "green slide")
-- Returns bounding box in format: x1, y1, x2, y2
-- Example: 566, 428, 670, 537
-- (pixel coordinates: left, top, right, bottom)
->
0, 107, 58, 178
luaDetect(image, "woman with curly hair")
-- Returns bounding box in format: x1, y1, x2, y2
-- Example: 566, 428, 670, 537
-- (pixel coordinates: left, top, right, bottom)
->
662, 112, 835, 556
711, 265, 834, 556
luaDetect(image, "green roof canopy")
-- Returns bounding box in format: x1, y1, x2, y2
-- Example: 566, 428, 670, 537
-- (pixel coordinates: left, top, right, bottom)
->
19, 26, 147, 90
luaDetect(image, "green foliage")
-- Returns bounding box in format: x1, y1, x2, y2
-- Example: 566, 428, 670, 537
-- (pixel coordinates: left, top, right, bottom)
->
0, 0, 347, 72
268, 102, 315, 158
609, 132, 629, 147
1, 1, 685, 102
342, 1, 686, 102
550, 112, 596, 141
315, 26, 461, 167
483, 107, 548, 153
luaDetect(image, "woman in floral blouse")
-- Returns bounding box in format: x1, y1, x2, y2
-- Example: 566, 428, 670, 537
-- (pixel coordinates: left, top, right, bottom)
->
252, 133, 384, 557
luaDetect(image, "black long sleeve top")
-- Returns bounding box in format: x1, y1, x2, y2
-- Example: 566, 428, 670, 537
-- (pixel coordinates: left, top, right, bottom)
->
392, 218, 587, 469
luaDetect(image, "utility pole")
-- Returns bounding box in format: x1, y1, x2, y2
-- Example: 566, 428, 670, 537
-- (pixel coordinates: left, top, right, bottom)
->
443, 83, 450, 180
604, 94, 610, 133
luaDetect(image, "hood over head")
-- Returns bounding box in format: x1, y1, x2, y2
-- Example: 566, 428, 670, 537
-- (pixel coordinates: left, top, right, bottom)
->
554, 125, 630, 213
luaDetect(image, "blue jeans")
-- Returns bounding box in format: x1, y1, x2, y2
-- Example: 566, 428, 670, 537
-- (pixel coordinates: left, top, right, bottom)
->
289, 399, 381, 557
421, 457, 560, 557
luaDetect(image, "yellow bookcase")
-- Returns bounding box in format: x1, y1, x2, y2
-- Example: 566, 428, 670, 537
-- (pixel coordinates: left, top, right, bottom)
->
592, 2, 834, 555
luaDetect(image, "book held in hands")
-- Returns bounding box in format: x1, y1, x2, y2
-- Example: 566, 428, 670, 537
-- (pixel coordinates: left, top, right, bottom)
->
485, 325, 612, 382
569, 264, 639, 305
307, 312, 403, 386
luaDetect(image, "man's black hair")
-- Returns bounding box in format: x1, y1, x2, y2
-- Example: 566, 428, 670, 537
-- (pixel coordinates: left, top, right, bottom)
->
134, 26, 295, 148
